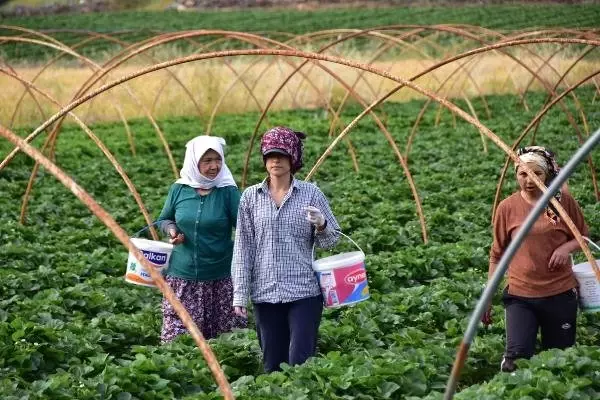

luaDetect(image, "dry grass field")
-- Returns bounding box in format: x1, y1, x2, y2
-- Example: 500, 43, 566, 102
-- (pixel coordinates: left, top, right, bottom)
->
2, 51, 599, 127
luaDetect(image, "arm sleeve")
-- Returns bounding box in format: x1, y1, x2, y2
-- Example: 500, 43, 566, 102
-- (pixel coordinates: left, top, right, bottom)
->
313, 187, 341, 250
157, 185, 178, 235
563, 191, 589, 238
232, 190, 255, 308
489, 201, 510, 265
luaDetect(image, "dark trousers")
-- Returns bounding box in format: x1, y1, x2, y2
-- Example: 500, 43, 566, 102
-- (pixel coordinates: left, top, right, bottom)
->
503, 287, 578, 361
253, 295, 323, 372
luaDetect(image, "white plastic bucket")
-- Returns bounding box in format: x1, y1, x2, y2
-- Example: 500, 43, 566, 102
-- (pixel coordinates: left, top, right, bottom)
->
572, 261, 600, 312
312, 232, 369, 308
572, 237, 600, 313
125, 237, 173, 288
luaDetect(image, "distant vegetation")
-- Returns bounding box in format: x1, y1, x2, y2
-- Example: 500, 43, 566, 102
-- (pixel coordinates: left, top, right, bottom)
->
2, 3, 600, 33
1, 3, 600, 62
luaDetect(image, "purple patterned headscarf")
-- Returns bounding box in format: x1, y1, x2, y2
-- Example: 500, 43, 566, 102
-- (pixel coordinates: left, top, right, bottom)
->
260, 126, 306, 173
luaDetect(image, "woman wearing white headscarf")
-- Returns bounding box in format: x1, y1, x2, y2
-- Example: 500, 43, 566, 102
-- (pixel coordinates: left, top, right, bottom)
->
484, 146, 588, 372
157, 135, 246, 342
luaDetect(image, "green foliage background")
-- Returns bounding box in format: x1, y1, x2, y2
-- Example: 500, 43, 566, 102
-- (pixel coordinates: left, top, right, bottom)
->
2, 87, 600, 398
2, 3, 600, 398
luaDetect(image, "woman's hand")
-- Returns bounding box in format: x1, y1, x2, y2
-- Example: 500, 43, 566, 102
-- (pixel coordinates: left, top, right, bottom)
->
304, 206, 326, 230
234, 306, 247, 318
549, 245, 571, 271
168, 228, 185, 245
481, 303, 492, 327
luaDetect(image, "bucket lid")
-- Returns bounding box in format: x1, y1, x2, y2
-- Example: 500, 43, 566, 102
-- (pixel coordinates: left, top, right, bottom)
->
313, 251, 365, 271
130, 237, 173, 252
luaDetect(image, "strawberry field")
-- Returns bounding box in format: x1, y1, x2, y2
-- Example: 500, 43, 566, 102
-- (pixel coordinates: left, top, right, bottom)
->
2, 86, 600, 398
2, 2, 600, 398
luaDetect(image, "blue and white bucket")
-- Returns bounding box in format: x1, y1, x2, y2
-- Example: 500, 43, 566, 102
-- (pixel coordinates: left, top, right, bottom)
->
125, 237, 173, 288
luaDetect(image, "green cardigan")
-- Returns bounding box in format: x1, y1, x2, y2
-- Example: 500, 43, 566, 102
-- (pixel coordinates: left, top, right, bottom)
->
158, 183, 240, 281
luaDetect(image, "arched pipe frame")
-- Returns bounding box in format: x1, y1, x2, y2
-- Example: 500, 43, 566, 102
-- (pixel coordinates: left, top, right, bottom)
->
3, 28, 600, 203
2, 27, 600, 399
3, 44, 600, 271
0, 67, 158, 241
3, 34, 600, 282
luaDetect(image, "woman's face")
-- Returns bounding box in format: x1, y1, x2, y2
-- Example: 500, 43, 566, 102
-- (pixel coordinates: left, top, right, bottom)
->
265, 153, 292, 178
517, 161, 547, 197
198, 149, 222, 179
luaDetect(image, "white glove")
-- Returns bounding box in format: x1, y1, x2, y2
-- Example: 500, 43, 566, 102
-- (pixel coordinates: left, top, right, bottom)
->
304, 206, 325, 229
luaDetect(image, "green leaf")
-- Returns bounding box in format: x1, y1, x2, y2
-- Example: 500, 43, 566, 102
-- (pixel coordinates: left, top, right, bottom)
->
378, 381, 400, 398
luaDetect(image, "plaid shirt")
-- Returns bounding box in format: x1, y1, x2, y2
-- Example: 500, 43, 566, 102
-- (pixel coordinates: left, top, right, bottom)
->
232, 178, 340, 307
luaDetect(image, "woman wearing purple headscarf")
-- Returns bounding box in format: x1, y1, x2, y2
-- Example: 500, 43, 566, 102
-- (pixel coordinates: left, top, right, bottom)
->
232, 126, 340, 372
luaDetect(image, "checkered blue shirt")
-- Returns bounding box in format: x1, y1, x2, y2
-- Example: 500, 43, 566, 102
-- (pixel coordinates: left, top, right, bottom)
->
232, 178, 340, 307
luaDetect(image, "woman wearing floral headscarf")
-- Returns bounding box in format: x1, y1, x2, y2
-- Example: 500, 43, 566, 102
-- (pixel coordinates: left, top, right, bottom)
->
484, 146, 589, 372
157, 135, 246, 343
232, 126, 340, 372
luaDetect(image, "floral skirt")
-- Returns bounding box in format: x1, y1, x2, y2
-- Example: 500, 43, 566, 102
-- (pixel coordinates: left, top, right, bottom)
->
161, 275, 247, 343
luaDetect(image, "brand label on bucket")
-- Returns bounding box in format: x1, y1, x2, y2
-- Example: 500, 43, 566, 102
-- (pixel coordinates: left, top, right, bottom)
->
344, 269, 367, 285
137, 249, 168, 266
578, 276, 600, 311
125, 246, 171, 288
316, 261, 369, 308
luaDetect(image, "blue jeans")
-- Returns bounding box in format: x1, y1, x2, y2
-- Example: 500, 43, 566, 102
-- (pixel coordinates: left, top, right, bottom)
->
253, 295, 323, 372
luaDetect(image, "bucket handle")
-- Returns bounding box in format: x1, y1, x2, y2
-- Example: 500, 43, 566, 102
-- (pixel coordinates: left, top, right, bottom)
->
582, 236, 600, 253
570, 236, 600, 267
132, 220, 164, 238
311, 230, 364, 262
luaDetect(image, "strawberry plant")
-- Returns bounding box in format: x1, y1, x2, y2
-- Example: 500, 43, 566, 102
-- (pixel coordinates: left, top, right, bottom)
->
1, 88, 600, 398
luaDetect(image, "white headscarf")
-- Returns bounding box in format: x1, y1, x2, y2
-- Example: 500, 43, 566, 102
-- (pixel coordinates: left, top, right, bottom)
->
175, 136, 237, 189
